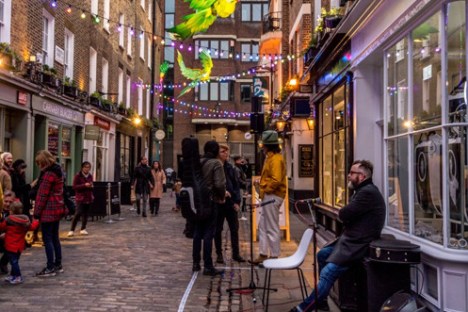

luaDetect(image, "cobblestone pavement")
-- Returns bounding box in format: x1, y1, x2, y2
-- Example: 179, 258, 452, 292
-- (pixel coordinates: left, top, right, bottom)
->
0, 193, 339, 312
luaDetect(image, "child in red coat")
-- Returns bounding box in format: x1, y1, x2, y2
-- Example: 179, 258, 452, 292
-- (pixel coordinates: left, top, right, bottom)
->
0, 201, 39, 284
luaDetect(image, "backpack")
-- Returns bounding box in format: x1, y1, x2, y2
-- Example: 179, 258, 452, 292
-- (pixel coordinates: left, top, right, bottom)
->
179, 137, 214, 221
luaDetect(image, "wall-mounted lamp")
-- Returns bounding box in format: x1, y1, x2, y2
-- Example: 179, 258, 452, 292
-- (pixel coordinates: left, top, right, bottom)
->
133, 116, 142, 126
306, 117, 314, 130
276, 117, 287, 132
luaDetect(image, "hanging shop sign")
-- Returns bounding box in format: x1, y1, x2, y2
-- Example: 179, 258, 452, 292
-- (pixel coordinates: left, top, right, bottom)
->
84, 125, 100, 140
94, 116, 111, 130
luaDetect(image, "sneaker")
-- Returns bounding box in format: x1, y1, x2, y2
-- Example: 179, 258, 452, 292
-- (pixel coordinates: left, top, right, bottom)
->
216, 254, 224, 264
9, 276, 24, 284
55, 265, 64, 273
192, 263, 201, 272
203, 267, 224, 276
249, 254, 269, 265
67, 231, 74, 237
4, 275, 12, 282
80, 229, 89, 235
36, 267, 56, 277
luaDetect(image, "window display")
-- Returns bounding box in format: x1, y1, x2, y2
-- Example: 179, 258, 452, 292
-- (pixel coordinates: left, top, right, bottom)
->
385, 1, 467, 249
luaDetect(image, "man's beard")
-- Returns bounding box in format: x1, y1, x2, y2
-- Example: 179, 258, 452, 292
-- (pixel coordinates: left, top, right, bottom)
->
347, 181, 355, 190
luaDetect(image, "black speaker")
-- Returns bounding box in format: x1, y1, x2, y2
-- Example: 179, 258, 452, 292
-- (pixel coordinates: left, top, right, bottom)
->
251, 96, 262, 113
291, 97, 311, 117
250, 113, 264, 133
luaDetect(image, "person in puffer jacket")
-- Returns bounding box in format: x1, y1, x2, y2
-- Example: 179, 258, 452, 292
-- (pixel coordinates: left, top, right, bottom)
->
33, 150, 67, 277
0, 201, 39, 284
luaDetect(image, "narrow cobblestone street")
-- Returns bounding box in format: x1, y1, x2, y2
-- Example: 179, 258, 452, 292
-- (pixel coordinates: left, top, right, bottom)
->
0, 192, 338, 312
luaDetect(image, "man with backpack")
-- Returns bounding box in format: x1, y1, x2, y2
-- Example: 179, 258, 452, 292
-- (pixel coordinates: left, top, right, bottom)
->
192, 140, 226, 276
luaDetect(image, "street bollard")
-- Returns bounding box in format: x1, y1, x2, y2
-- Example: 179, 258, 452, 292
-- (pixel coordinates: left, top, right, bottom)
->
115, 182, 125, 221
104, 182, 115, 223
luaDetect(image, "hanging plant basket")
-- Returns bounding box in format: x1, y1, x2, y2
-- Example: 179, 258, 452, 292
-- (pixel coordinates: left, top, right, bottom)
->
63, 85, 78, 98
324, 16, 342, 29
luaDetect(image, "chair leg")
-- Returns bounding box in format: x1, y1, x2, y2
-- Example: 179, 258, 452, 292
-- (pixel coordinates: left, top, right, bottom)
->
298, 268, 308, 300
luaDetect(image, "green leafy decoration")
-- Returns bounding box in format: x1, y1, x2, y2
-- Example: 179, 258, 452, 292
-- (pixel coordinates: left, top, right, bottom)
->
168, 0, 238, 40
177, 50, 213, 97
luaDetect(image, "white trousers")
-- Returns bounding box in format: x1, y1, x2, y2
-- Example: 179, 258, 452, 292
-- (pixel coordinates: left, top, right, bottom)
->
258, 194, 283, 257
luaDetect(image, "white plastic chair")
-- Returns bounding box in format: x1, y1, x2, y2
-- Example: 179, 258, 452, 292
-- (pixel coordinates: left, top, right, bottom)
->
262, 228, 314, 311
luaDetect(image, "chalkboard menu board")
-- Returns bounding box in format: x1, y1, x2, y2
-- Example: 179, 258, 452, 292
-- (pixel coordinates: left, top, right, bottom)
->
299, 144, 314, 177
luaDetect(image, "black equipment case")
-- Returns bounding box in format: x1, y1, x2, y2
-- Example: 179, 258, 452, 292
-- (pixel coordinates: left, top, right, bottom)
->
369, 239, 421, 264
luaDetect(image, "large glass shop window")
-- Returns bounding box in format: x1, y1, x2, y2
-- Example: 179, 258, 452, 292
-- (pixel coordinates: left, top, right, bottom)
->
319, 83, 351, 208
48, 123, 59, 156
385, 1, 467, 249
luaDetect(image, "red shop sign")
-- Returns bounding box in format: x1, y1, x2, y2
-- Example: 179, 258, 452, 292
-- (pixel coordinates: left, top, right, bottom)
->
94, 116, 111, 130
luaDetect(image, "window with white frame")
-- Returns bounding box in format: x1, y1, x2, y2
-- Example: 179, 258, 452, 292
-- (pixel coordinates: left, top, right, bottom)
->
103, 0, 110, 31
146, 89, 151, 118
138, 78, 143, 115
196, 82, 231, 101
384, 2, 467, 251
127, 27, 133, 57
139, 27, 145, 61
89, 48, 97, 94
102, 58, 109, 97
126, 74, 131, 108
148, 1, 152, 21
119, 14, 125, 48
64, 28, 74, 79
141, 0, 145, 10
0, 0, 12, 43
241, 42, 259, 62
118, 67, 124, 104
42, 9, 55, 66
147, 37, 152, 69
91, 0, 98, 15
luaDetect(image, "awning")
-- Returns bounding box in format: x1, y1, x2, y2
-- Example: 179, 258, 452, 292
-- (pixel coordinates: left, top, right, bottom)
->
191, 118, 250, 126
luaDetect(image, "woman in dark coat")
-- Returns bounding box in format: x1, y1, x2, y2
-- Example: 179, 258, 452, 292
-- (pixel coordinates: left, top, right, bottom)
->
11, 159, 37, 217
68, 161, 94, 237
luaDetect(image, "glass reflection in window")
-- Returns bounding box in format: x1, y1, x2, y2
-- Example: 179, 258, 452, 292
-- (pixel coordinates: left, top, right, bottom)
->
412, 12, 442, 130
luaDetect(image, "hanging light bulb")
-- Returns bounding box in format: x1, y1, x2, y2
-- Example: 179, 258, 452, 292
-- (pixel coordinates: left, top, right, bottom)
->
130, 27, 134, 36
51, 0, 57, 8
139, 31, 144, 39
66, 5, 72, 14
160, 39, 165, 45
117, 24, 122, 32
80, 11, 86, 19
93, 14, 100, 24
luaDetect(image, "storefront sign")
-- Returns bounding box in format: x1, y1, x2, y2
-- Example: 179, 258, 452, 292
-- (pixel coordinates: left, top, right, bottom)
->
94, 116, 111, 130
253, 76, 268, 97
32, 96, 84, 123
17, 91, 28, 105
298, 144, 314, 177
84, 125, 100, 140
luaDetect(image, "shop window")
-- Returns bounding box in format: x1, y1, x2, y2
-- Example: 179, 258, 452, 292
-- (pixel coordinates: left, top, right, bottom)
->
318, 82, 351, 208
120, 134, 131, 179
386, 38, 409, 136
48, 123, 59, 156
412, 12, 441, 130
385, 2, 467, 249
61, 127, 71, 158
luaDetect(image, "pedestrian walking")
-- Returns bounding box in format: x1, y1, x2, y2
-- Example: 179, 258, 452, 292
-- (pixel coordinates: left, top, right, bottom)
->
149, 161, 166, 215
131, 156, 154, 217
251, 130, 287, 265
289, 160, 386, 312
214, 144, 245, 264
33, 150, 67, 277
68, 161, 94, 237
0, 201, 39, 284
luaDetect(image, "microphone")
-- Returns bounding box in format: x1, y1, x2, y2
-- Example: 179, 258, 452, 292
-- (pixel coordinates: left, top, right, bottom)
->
298, 197, 321, 204
260, 199, 275, 206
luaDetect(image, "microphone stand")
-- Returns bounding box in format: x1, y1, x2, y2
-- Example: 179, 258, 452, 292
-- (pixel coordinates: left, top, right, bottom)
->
226, 197, 277, 300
